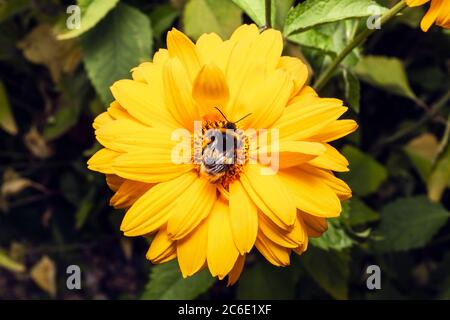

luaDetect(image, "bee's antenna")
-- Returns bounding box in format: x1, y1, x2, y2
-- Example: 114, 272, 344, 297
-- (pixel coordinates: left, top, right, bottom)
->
214, 107, 230, 122
235, 113, 252, 123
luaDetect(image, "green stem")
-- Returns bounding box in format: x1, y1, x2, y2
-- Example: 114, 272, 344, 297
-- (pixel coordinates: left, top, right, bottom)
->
265, 0, 271, 29
375, 89, 450, 148
313, 0, 407, 91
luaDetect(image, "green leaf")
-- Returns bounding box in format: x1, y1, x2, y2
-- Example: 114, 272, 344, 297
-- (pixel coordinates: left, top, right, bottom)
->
0, 249, 25, 273
404, 133, 439, 184
274, 0, 293, 30
57, 0, 120, 40
43, 73, 89, 140
288, 25, 337, 56
284, 0, 387, 36
373, 196, 450, 252
301, 247, 349, 300
43, 106, 80, 140
341, 145, 388, 197
0, 80, 18, 135
231, 0, 275, 27
344, 197, 379, 227
354, 55, 417, 100
343, 68, 360, 113
75, 187, 96, 230
184, 0, 242, 40
236, 259, 296, 299
288, 20, 361, 67
141, 260, 215, 300
150, 4, 179, 41
310, 218, 353, 251
80, 3, 153, 104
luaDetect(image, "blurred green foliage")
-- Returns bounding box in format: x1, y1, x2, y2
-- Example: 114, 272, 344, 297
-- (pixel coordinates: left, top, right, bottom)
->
0, 0, 449, 300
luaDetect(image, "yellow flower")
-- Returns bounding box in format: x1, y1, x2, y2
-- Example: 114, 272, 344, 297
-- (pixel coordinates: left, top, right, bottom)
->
87, 24, 357, 285
406, 0, 450, 32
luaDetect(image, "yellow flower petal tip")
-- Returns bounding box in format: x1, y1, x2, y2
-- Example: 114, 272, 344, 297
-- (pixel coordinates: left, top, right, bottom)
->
406, 0, 450, 32
87, 24, 357, 284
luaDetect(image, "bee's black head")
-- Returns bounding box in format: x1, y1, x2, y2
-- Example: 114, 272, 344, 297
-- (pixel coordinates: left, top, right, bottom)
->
223, 122, 237, 130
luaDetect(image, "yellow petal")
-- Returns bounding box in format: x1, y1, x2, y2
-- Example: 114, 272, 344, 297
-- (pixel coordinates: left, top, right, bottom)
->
243, 69, 292, 129
300, 212, 328, 237
293, 215, 309, 255
196, 33, 223, 64
229, 181, 258, 254
241, 164, 296, 229
131, 62, 149, 83
177, 218, 208, 278
167, 28, 201, 81
158, 251, 177, 264
131, 62, 154, 84
112, 148, 193, 184
110, 80, 179, 129
293, 241, 308, 255
308, 119, 358, 142
87, 148, 120, 174
207, 199, 239, 279
405, 0, 430, 7
110, 180, 152, 209
227, 254, 246, 286
255, 232, 290, 267
93, 112, 113, 130
256, 140, 326, 169
301, 164, 352, 200
163, 57, 199, 130
105, 174, 124, 192
225, 28, 283, 120
434, 0, 450, 29
224, 41, 258, 119
107, 101, 134, 121
273, 98, 348, 141
277, 56, 308, 98
192, 62, 229, 117
290, 85, 318, 104
421, 1, 441, 31
258, 213, 303, 248
307, 144, 349, 172
200, 40, 232, 77
279, 168, 341, 218
121, 172, 197, 236
153, 48, 169, 65
95, 119, 173, 152
167, 178, 216, 240
131, 62, 165, 100
250, 29, 284, 75
146, 226, 177, 264
229, 24, 259, 43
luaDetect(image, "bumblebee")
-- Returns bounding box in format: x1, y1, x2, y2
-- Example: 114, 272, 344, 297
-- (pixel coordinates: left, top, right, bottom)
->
200, 108, 250, 184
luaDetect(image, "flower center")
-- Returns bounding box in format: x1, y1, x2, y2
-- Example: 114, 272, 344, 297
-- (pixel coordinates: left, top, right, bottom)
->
193, 120, 249, 188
